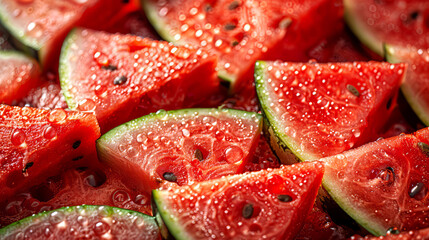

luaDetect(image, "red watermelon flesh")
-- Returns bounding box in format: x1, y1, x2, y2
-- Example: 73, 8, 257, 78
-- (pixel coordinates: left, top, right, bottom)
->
243, 134, 280, 172
153, 161, 324, 240
255, 61, 406, 162
143, 0, 342, 91
350, 228, 429, 240
97, 108, 262, 193
15, 81, 68, 109
323, 127, 429, 235
0, 0, 138, 70
0, 163, 152, 228
60, 28, 219, 133
0, 51, 42, 105
0, 105, 100, 204
344, 0, 429, 56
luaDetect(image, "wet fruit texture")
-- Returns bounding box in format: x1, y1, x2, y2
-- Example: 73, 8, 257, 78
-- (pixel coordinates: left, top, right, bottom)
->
0, 51, 42, 105
350, 227, 429, 240
255, 61, 406, 163
344, 0, 429, 56
0, 163, 152, 228
153, 161, 324, 240
0, 205, 160, 239
143, 0, 343, 91
0, 0, 137, 70
60, 28, 219, 133
0, 105, 100, 204
97, 108, 262, 192
386, 46, 429, 127
323, 127, 429, 236
15, 81, 68, 109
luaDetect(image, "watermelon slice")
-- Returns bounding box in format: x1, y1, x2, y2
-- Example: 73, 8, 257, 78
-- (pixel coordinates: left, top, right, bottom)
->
350, 228, 429, 240
0, 105, 100, 204
0, 51, 42, 105
0, 205, 159, 239
255, 61, 406, 163
153, 161, 324, 239
60, 28, 219, 133
344, 0, 429, 56
97, 108, 262, 192
385, 45, 429, 127
0, 0, 139, 69
0, 163, 152, 228
322, 127, 429, 236
142, 0, 342, 91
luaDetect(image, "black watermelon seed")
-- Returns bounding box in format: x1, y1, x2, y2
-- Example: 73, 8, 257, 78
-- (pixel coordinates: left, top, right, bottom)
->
101, 64, 118, 71
204, 4, 213, 12
224, 23, 236, 31
228, 1, 239, 10
72, 140, 81, 149
418, 142, 429, 156
387, 227, 400, 234
277, 194, 292, 202
163, 172, 177, 182
72, 156, 84, 161
347, 84, 360, 97
386, 97, 393, 109
194, 149, 204, 161
113, 75, 127, 85
409, 182, 425, 198
279, 18, 292, 29
22, 162, 34, 173
76, 167, 88, 172
122, 0, 129, 3
410, 11, 419, 20
242, 203, 254, 219
231, 40, 239, 47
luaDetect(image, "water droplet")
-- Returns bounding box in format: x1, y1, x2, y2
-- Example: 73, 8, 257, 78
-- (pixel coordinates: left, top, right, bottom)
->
135, 194, 148, 205
387, 227, 400, 234
26, 22, 43, 38
49, 211, 65, 225
78, 99, 96, 111
94, 221, 110, 236
43, 126, 56, 139
11, 129, 26, 146
48, 109, 67, 123
182, 129, 190, 137
224, 146, 243, 163
112, 190, 130, 205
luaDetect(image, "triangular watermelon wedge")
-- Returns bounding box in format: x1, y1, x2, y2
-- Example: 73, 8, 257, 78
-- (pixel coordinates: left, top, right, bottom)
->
153, 161, 324, 240
323, 127, 429, 236
60, 28, 219, 133
0, 105, 100, 204
142, 0, 342, 91
0, 51, 42, 105
385, 45, 429, 126
0, 0, 139, 69
255, 61, 406, 163
97, 108, 262, 193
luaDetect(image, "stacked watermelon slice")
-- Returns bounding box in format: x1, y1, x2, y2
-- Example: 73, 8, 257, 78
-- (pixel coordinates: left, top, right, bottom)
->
1, 0, 429, 239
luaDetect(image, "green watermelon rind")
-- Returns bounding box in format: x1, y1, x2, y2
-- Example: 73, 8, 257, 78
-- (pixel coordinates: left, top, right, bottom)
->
152, 190, 193, 240
0, 205, 157, 237
141, 0, 236, 86
255, 61, 315, 163
322, 157, 388, 236
59, 28, 80, 110
97, 107, 262, 149
0, 4, 42, 51
384, 44, 429, 126
343, 0, 384, 56
0, 50, 36, 61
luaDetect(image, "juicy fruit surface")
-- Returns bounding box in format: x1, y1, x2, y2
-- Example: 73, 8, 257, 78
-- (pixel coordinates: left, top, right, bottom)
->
153, 161, 324, 240
386, 45, 429, 126
0, 105, 100, 203
256, 61, 405, 162
143, 0, 342, 90
97, 108, 262, 191
60, 28, 219, 133
0, 163, 152, 228
323, 127, 429, 236
344, 0, 429, 55
0, 205, 159, 239
16, 81, 68, 109
350, 227, 429, 240
0, 51, 42, 105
